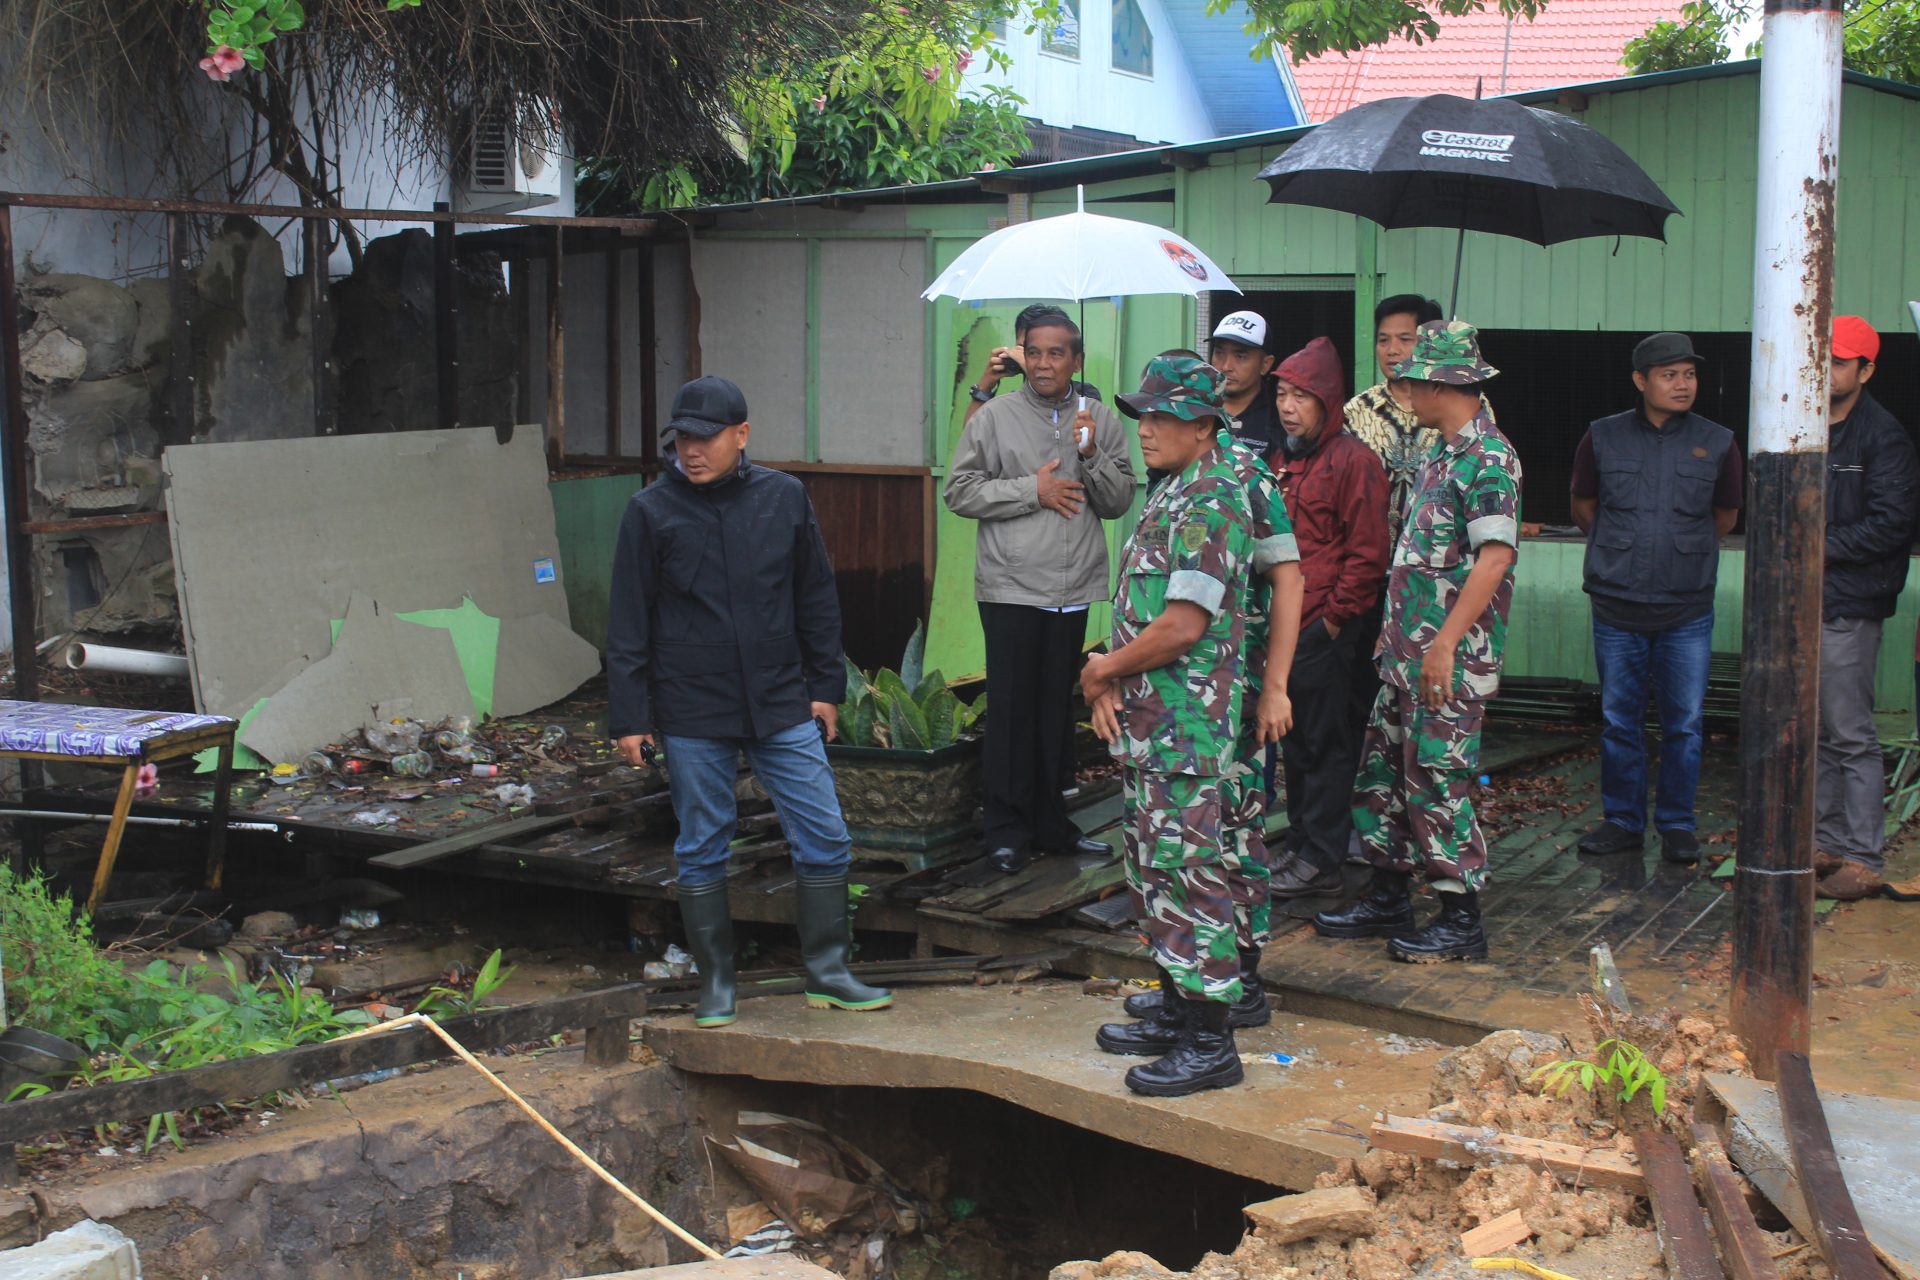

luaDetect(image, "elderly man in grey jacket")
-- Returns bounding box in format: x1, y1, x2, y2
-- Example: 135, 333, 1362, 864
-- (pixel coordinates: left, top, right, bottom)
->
945, 309, 1136, 873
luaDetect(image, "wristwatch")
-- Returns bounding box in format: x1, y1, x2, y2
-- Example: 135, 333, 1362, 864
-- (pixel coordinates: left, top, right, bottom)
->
969, 384, 995, 403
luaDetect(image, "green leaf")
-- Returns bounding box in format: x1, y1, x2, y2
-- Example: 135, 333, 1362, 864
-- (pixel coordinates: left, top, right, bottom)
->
890, 693, 931, 750
873, 668, 912, 719
1578, 1064, 1596, 1091
899, 620, 926, 691
922, 687, 960, 749
1650, 1078, 1667, 1116
911, 668, 946, 708
843, 655, 870, 701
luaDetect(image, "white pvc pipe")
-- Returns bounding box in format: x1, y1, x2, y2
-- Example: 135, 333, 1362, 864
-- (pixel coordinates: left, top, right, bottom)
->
5, 809, 284, 835
64, 643, 190, 678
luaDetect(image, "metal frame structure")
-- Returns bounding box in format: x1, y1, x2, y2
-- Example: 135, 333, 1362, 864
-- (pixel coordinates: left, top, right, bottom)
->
0, 190, 663, 707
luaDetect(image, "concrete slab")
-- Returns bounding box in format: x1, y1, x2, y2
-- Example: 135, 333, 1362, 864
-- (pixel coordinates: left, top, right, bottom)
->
573, 1259, 840, 1280
643, 980, 1445, 1191
0, 1220, 139, 1280
1706, 1072, 1920, 1280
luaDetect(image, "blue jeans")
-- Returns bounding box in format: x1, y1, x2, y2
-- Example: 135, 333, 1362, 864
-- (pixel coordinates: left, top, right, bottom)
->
1593, 611, 1714, 834
662, 719, 851, 887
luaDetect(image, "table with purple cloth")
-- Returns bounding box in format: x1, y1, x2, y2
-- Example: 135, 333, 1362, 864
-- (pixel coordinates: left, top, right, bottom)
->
0, 699, 237, 908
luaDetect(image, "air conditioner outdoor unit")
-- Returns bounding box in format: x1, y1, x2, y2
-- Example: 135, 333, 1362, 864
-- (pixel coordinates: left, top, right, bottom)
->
460, 102, 566, 213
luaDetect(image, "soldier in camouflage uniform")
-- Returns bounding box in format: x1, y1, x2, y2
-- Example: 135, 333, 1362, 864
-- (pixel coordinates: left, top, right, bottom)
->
1114, 423, 1302, 1043
1079, 355, 1257, 1097
1314, 321, 1522, 963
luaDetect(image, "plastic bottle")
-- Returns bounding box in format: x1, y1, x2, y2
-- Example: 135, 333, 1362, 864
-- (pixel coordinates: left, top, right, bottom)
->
390, 751, 435, 778
340, 758, 376, 776
300, 751, 335, 777
537, 725, 568, 752
470, 763, 500, 778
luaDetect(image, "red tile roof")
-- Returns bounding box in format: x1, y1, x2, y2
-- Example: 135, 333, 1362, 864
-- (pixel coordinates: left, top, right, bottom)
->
1292, 0, 1686, 122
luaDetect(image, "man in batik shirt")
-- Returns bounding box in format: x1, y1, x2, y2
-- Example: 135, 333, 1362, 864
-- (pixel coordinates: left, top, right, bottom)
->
1079, 355, 1256, 1098
1314, 321, 1521, 963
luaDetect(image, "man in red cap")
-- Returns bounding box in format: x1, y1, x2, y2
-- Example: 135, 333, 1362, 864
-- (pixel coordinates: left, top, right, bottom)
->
1815, 315, 1918, 901
1267, 337, 1390, 899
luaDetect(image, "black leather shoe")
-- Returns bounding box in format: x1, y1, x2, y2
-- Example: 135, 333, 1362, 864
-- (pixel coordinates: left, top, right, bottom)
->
1067, 835, 1111, 856
1658, 828, 1701, 865
1387, 892, 1489, 963
1578, 821, 1644, 855
1124, 959, 1271, 1028
1269, 857, 1345, 900
987, 846, 1038, 874
1125, 999, 1243, 1096
1312, 868, 1415, 938
1122, 966, 1184, 1020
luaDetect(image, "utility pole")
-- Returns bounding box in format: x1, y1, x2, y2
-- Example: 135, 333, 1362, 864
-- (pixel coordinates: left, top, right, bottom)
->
1729, 0, 1844, 1077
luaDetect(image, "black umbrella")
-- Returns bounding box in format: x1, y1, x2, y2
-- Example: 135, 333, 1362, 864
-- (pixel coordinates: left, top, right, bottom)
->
1256, 93, 1680, 314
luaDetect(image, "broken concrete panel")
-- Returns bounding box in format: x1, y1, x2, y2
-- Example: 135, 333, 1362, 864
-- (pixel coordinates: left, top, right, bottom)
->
1242, 1186, 1377, 1244
127, 279, 171, 371
21, 330, 89, 385
0, 1219, 140, 1280
492, 611, 602, 718
191, 218, 313, 442
164, 426, 583, 720
34, 525, 176, 637
240, 594, 476, 764
18, 274, 138, 379
331, 229, 516, 433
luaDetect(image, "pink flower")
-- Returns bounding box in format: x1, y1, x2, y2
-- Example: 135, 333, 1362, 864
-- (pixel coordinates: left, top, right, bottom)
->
135, 763, 159, 797
922, 64, 942, 83
812, 94, 828, 114
198, 45, 245, 81
956, 48, 975, 73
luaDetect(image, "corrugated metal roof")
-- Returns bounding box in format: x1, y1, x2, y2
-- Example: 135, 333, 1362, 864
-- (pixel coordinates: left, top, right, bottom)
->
681, 61, 1920, 214
1156, 0, 1304, 135
1291, 0, 1686, 122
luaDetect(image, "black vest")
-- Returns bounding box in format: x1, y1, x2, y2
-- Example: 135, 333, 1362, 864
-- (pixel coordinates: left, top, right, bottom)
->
1582, 410, 1733, 607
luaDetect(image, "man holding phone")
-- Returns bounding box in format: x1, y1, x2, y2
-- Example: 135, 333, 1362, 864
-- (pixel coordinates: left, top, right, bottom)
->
946, 313, 1136, 874
607, 376, 891, 1027
965, 304, 1104, 425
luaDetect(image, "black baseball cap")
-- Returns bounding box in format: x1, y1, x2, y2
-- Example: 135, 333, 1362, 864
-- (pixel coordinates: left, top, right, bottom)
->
666, 376, 748, 438
1633, 332, 1704, 372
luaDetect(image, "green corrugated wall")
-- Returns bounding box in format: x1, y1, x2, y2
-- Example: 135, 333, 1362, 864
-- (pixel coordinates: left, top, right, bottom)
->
550, 473, 645, 653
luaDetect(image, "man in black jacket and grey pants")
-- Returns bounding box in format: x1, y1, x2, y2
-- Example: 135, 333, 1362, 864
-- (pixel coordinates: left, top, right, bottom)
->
607, 376, 891, 1024
1816, 317, 1918, 901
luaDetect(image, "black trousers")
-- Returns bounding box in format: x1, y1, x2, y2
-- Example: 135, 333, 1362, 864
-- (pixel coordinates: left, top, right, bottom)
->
1345, 606, 1385, 759
980, 601, 1086, 853
1280, 617, 1360, 872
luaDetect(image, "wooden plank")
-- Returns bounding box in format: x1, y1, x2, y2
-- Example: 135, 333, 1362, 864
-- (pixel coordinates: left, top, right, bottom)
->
985, 851, 1124, 922
367, 793, 671, 869
1367, 1115, 1645, 1192
1460, 1208, 1533, 1257
1633, 1131, 1727, 1280
1775, 1051, 1887, 1280
1590, 942, 1632, 1014
1688, 1124, 1782, 1280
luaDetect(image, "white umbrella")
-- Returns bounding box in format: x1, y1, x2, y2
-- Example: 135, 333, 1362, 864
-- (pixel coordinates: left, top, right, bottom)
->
923, 186, 1239, 303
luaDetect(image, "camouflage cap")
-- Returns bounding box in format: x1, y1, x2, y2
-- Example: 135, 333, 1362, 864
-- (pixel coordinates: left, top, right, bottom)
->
1392, 320, 1500, 385
1116, 355, 1227, 422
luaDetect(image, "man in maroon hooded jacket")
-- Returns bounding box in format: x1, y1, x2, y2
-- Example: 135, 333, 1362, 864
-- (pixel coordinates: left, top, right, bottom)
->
1267, 338, 1391, 898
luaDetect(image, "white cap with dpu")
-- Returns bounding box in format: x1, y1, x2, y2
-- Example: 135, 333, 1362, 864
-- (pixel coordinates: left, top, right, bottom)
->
1211, 310, 1268, 350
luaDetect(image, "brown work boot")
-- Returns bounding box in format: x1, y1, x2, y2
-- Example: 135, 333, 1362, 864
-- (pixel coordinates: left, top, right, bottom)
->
1812, 848, 1848, 877
1815, 859, 1885, 901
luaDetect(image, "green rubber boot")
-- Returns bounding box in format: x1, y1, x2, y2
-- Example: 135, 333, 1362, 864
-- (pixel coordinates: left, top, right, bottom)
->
676, 880, 738, 1027
794, 871, 892, 1012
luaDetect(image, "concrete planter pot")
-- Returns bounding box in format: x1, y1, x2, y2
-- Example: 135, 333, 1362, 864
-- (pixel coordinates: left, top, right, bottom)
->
825, 737, 983, 850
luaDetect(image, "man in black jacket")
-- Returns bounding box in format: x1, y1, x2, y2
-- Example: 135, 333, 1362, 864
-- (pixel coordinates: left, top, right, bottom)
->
1816, 317, 1918, 901
607, 376, 891, 1024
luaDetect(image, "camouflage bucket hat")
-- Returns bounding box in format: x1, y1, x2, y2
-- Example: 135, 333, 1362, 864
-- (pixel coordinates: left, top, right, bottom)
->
1392, 319, 1500, 385
1116, 355, 1227, 422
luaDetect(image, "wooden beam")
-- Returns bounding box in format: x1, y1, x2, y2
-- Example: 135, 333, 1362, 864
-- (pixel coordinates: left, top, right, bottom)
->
1775, 1051, 1885, 1280
366, 793, 671, 870
1633, 1131, 1727, 1280
546, 225, 565, 464
1367, 1116, 1645, 1192
1689, 1124, 1782, 1280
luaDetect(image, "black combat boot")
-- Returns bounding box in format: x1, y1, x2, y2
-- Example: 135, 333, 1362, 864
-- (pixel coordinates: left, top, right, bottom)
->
1386, 890, 1489, 963
1312, 868, 1415, 938
1096, 977, 1188, 1056
1124, 998, 1244, 1097
1125, 952, 1270, 1028
1231, 949, 1272, 1027
793, 871, 893, 1011
676, 880, 738, 1028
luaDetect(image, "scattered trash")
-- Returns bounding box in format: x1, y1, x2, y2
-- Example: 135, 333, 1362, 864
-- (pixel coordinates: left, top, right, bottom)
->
1241, 1051, 1297, 1066
537, 725, 569, 752
340, 758, 378, 776
300, 751, 336, 777
340, 908, 381, 930
134, 763, 160, 798
1081, 977, 1123, 996
641, 945, 697, 981
710, 1112, 925, 1241
365, 718, 425, 755
389, 751, 434, 778
492, 782, 535, 809
324, 1067, 401, 1092
268, 762, 301, 785
348, 808, 400, 827
723, 1222, 798, 1258
470, 763, 500, 778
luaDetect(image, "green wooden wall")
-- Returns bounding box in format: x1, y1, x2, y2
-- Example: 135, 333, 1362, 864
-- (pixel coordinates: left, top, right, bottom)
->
549, 473, 644, 653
